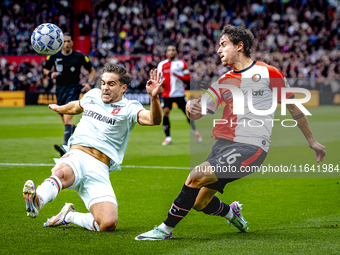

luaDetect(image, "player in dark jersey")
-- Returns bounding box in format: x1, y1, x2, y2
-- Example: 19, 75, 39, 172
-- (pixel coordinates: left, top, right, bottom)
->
43, 32, 95, 156
136, 25, 326, 240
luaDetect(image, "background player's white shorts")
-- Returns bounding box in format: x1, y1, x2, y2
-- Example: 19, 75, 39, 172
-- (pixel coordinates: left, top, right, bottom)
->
53, 149, 117, 210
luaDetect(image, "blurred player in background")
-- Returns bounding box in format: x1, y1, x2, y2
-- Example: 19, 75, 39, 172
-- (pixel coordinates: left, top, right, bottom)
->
136, 25, 326, 240
158, 45, 202, 145
23, 64, 163, 232
43, 32, 96, 156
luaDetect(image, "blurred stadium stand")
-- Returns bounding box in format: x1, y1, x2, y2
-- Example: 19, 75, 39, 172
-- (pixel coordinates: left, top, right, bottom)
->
0, 0, 340, 105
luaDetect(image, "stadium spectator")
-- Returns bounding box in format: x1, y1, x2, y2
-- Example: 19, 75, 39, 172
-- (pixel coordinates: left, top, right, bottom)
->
136, 25, 326, 241
43, 32, 95, 156
23, 64, 164, 232
157, 45, 202, 145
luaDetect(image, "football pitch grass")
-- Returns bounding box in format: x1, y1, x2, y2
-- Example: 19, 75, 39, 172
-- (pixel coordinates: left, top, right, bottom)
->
0, 105, 339, 254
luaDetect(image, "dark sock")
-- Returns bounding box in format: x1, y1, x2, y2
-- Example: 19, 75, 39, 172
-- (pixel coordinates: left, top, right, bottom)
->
189, 119, 196, 130
162, 116, 170, 137
63, 124, 73, 145
164, 184, 200, 228
72, 125, 76, 134
201, 196, 230, 217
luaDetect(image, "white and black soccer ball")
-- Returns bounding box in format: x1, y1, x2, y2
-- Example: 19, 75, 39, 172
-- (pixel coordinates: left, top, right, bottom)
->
31, 23, 64, 55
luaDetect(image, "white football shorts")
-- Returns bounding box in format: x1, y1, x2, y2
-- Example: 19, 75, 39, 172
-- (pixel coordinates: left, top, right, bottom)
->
53, 149, 118, 210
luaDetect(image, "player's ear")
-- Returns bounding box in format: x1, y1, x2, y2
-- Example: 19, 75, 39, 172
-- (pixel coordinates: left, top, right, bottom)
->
237, 41, 244, 52
121, 84, 128, 93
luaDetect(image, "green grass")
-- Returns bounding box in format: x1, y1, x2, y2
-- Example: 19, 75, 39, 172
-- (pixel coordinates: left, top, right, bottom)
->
0, 105, 339, 254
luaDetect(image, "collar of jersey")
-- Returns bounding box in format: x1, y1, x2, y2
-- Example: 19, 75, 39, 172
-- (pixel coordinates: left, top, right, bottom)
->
61, 49, 73, 56
233, 61, 256, 74
167, 57, 178, 62
105, 96, 127, 106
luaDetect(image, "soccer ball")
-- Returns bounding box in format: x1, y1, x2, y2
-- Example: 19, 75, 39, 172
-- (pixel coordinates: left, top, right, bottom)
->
31, 23, 64, 55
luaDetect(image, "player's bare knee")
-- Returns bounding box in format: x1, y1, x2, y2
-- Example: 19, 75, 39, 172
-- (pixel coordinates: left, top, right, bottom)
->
98, 218, 118, 232
163, 108, 170, 117
192, 202, 207, 211
52, 170, 64, 180
185, 175, 208, 189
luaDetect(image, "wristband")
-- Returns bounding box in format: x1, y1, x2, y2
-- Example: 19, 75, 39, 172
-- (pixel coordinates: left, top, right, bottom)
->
48, 71, 53, 78
89, 81, 95, 87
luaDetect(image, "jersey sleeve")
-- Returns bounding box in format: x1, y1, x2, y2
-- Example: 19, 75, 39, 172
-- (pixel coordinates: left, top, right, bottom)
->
200, 80, 221, 114
157, 62, 163, 79
177, 61, 190, 83
81, 55, 93, 72
127, 101, 144, 130
268, 67, 295, 103
43, 55, 55, 70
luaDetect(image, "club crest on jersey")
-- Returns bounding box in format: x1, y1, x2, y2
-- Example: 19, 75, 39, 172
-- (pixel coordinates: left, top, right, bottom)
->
112, 108, 121, 115
252, 74, 261, 82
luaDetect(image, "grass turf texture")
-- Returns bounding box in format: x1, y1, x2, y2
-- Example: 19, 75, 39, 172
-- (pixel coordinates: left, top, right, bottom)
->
0, 105, 339, 254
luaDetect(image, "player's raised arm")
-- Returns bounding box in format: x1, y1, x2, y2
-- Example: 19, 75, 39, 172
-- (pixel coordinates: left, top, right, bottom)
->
138, 69, 164, 126
286, 104, 326, 162
49, 100, 83, 115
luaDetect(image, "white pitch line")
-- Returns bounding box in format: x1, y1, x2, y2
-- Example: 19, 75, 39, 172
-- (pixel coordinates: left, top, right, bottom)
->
0, 163, 191, 170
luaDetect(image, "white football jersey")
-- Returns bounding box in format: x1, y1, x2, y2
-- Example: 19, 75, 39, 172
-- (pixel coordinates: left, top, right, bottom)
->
68, 88, 144, 171
203, 61, 294, 152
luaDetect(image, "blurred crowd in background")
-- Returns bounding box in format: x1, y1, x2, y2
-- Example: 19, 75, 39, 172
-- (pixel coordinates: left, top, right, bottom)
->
1, 0, 340, 93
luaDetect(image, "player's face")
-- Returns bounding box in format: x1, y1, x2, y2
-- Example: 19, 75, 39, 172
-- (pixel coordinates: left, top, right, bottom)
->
217, 35, 238, 67
101, 72, 127, 104
166, 46, 177, 60
62, 36, 73, 53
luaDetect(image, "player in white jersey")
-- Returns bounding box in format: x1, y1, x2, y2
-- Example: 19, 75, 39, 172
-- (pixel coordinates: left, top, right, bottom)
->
158, 45, 202, 145
23, 63, 164, 232
136, 25, 326, 240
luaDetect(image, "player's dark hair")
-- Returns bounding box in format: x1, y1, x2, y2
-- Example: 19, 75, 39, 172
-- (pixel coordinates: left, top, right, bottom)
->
167, 44, 177, 52
63, 32, 72, 40
220, 25, 254, 57
102, 63, 131, 86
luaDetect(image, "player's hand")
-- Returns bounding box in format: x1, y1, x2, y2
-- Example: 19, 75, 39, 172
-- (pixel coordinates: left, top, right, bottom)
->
48, 104, 61, 114
186, 98, 203, 115
309, 141, 326, 163
146, 69, 164, 98
186, 98, 204, 120
81, 83, 91, 92
51, 72, 60, 79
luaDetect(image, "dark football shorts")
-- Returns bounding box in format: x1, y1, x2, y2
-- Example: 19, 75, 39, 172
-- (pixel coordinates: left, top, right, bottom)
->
161, 96, 187, 111
203, 139, 267, 193
56, 83, 82, 106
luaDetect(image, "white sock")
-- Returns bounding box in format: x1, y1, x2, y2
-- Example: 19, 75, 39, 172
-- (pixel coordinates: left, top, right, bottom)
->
166, 136, 172, 140
224, 208, 234, 221
64, 211, 74, 223
158, 223, 173, 234
36, 176, 62, 208
71, 212, 100, 231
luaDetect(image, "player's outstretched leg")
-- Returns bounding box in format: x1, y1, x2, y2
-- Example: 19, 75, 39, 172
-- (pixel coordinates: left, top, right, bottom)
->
197, 195, 248, 233
44, 202, 75, 227
24, 176, 62, 218
23, 180, 42, 218
228, 201, 248, 232
44, 203, 101, 231
135, 226, 172, 240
